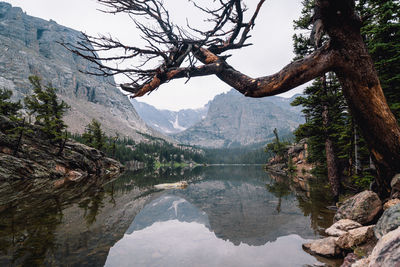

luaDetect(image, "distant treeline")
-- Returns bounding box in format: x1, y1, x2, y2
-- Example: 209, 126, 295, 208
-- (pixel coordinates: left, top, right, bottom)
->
69, 131, 207, 167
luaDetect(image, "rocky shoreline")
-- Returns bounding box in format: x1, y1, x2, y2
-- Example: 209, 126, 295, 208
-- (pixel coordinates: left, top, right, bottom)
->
303, 188, 400, 266
0, 115, 124, 209
265, 139, 400, 266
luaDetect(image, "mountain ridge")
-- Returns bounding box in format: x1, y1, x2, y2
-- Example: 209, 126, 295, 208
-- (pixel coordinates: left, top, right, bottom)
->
131, 99, 209, 134
173, 89, 304, 148
0, 2, 166, 142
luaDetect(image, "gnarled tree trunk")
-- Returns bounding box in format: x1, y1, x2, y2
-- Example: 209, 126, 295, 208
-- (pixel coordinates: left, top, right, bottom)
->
320, 0, 400, 198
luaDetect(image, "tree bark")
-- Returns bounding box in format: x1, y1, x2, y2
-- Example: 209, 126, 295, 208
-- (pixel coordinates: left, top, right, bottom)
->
319, 0, 400, 198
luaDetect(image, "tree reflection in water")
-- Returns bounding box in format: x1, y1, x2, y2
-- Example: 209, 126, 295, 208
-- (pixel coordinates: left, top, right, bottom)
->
266, 173, 335, 236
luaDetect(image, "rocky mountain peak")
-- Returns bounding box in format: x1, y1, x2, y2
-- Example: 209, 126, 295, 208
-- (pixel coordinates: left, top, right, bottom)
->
173, 89, 304, 148
0, 1, 165, 142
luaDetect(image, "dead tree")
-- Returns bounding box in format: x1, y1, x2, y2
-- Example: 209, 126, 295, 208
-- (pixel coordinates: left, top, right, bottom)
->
65, 0, 400, 198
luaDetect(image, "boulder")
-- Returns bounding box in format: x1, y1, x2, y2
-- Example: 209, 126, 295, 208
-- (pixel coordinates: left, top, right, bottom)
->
334, 191, 382, 225
390, 174, 400, 198
340, 253, 358, 267
325, 219, 362, 237
383, 198, 400, 210
336, 225, 375, 250
368, 226, 400, 267
351, 258, 370, 267
302, 237, 341, 258
374, 203, 400, 239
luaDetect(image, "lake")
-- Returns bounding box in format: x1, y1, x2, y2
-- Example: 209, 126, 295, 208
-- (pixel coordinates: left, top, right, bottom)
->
0, 166, 342, 266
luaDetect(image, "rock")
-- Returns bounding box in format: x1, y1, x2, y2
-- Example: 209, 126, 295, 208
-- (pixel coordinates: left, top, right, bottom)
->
154, 181, 188, 190
340, 253, 358, 267
336, 225, 375, 250
0, 2, 163, 142
173, 89, 304, 148
383, 198, 400, 210
351, 258, 370, 267
368, 226, 400, 267
334, 191, 382, 225
131, 99, 208, 135
391, 174, 400, 198
302, 237, 341, 258
374, 203, 400, 239
326, 219, 362, 237
66, 170, 85, 182
391, 174, 400, 191
0, 115, 123, 207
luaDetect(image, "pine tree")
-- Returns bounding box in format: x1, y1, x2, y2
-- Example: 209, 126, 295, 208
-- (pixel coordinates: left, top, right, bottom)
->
24, 76, 70, 143
291, 0, 394, 195
0, 89, 22, 118
358, 0, 400, 121
292, 1, 352, 199
83, 119, 107, 151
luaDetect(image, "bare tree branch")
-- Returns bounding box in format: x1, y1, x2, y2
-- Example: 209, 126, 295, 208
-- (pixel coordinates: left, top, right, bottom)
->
64, 0, 269, 96
129, 42, 335, 98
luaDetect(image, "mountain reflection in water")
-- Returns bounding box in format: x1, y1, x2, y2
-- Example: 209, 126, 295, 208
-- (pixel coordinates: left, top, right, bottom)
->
105, 166, 341, 267
0, 166, 342, 266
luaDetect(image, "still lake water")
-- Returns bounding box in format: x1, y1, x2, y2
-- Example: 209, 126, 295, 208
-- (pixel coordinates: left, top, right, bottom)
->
0, 166, 342, 266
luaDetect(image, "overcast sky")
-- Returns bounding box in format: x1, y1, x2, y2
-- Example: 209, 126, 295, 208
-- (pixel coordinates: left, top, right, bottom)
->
4, 0, 306, 111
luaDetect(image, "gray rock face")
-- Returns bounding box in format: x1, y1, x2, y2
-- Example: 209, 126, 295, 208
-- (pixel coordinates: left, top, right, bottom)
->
368, 226, 400, 267
334, 191, 382, 225
173, 90, 304, 148
131, 99, 208, 134
375, 203, 400, 239
0, 2, 163, 141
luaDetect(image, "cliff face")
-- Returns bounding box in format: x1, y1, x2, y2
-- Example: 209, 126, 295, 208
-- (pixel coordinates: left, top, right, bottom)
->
174, 90, 304, 148
131, 99, 208, 134
0, 2, 163, 141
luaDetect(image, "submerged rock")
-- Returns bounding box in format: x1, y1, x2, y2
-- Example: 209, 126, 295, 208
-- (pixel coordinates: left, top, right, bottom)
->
154, 181, 188, 190
368, 226, 400, 267
334, 191, 382, 225
374, 203, 400, 239
336, 225, 375, 250
325, 219, 362, 237
302, 237, 341, 258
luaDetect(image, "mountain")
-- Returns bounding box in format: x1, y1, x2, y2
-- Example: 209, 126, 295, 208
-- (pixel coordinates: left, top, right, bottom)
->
0, 2, 164, 141
173, 89, 304, 148
131, 99, 208, 134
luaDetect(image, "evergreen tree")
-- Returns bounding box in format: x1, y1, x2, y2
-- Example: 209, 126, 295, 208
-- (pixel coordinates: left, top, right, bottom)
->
292, 1, 351, 199
265, 128, 289, 160
0, 89, 22, 118
291, 0, 392, 195
358, 0, 400, 121
24, 76, 69, 143
83, 119, 107, 151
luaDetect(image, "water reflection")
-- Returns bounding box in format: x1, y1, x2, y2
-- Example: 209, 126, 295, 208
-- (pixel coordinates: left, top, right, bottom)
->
0, 166, 340, 266
105, 166, 341, 267
106, 221, 316, 267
